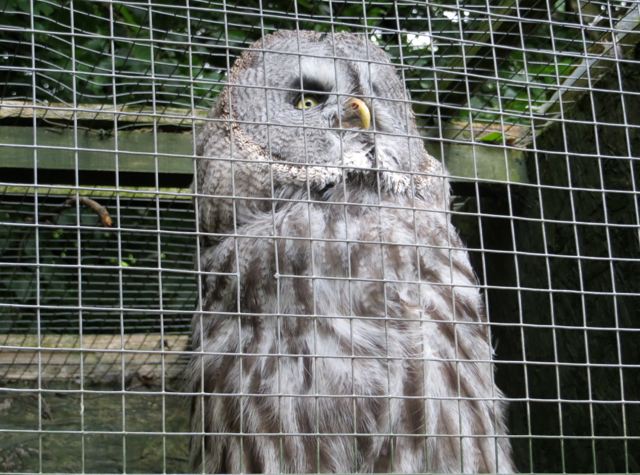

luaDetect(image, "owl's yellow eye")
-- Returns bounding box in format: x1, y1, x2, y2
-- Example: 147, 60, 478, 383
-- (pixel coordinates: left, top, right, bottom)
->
296, 95, 318, 109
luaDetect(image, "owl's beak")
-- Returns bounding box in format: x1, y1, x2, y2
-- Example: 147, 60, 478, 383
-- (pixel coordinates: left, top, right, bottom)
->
343, 98, 371, 130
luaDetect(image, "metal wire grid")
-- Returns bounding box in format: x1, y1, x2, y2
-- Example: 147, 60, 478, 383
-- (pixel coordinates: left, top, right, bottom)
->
1, 0, 639, 473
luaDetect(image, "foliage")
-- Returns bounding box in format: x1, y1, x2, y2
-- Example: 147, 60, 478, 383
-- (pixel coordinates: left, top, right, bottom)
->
0, 0, 613, 125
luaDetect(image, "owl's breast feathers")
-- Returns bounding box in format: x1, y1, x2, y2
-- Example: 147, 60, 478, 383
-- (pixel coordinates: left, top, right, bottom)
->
191, 186, 512, 472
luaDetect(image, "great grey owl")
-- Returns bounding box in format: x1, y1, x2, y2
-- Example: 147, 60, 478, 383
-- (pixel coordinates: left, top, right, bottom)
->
187, 30, 515, 474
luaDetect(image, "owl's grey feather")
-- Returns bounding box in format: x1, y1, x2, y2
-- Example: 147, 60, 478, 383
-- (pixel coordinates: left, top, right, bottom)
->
187, 30, 515, 474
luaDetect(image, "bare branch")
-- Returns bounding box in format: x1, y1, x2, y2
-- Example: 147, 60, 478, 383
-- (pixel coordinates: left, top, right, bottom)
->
52, 197, 113, 227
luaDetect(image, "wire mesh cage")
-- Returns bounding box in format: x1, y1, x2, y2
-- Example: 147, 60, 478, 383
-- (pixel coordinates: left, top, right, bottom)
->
1, 0, 639, 473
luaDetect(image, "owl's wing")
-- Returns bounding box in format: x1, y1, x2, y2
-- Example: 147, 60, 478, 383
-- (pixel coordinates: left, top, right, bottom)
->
409, 205, 515, 473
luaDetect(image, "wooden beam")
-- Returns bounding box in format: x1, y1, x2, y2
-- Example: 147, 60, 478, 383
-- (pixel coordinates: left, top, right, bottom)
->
0, 334, 189, 383
0, 94, 534, 188
440, 121, 530, 184
0, 100, 208, 126
0, 126, 195, 188
1, 122, 530, 188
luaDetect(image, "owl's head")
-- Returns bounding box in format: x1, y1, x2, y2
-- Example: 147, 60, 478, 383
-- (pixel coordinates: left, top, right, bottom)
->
218, 30, 427, 177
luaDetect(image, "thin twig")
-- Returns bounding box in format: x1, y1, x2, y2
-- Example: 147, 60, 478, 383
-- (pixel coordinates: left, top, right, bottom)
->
52, 197, 113, 227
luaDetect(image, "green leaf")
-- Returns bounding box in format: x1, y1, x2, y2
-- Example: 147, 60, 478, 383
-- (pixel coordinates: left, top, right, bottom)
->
480, 132, 504, 143
34, 1, 55, 16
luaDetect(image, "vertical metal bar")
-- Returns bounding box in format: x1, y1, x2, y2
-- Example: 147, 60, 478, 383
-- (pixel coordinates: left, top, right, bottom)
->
519, 4, 566, 471
552, 1, 596, 470
186, 0, 209, 469
146, 3, 169, 471
590, 3, 629, 471
106, 3, 128, 473
66, 2, 87, 472
183, 4, 204, 472
27, 0, 43, 471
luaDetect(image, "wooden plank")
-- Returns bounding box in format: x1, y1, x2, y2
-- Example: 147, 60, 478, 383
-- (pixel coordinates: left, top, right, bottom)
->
0, 125, 195, 187
0, 100, 208, 125
1, 123, 530, 187
0, 334, 190, 383
427, 121, 530, 183
1, 126, 195, 174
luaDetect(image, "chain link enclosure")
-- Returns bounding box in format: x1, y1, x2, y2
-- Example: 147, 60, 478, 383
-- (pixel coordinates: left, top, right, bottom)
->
1, 0, 639, 473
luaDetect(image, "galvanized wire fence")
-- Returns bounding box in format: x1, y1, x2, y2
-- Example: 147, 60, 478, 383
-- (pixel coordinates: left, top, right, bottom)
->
1, 0, 639, 473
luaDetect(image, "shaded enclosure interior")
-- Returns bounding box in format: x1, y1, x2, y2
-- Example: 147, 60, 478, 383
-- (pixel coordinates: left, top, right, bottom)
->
454, 50, 640, 471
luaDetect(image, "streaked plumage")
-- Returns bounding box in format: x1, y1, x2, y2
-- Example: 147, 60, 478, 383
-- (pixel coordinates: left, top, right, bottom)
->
188, 30, 514, 474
